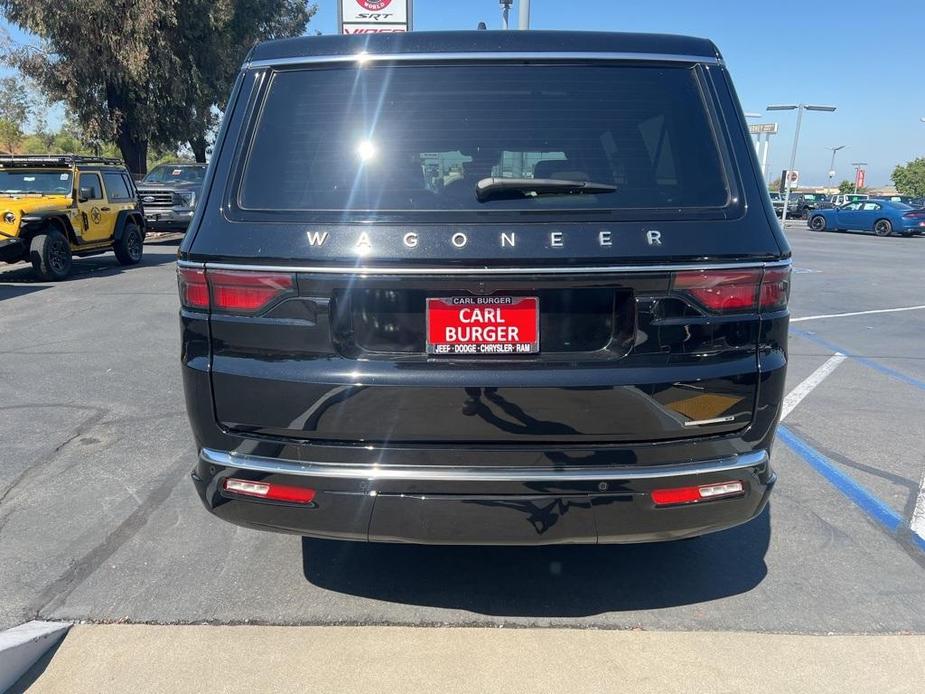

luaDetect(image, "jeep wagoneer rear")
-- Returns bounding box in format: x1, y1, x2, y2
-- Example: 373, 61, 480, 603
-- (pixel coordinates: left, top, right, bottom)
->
179, 31, 789, 544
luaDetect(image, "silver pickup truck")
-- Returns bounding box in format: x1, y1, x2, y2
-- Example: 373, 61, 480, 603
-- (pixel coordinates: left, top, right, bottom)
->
136, 163, 206, 233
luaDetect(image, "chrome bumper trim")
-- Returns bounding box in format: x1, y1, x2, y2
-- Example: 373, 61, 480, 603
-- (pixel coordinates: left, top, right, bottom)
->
199, 447, 768, 483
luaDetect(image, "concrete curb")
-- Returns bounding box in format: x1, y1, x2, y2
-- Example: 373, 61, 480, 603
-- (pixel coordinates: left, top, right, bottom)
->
18, 624, 925, 694
0, 621, 71, 692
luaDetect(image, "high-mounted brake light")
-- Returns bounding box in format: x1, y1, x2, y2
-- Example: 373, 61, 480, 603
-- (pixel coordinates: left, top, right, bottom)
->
672, 266, 790, 314
651, 480, 744, 507
223, 477, 316, 504
176, 268, 294, 313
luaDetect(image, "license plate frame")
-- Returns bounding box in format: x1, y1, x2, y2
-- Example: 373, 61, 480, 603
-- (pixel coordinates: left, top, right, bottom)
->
426, 296, 540, 356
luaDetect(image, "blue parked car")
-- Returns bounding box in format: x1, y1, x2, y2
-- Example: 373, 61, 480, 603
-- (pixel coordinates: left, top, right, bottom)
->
808, 200, 925, 237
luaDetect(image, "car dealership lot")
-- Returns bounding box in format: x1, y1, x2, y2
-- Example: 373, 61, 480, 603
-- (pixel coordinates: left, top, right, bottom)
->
1, 229, 924, 636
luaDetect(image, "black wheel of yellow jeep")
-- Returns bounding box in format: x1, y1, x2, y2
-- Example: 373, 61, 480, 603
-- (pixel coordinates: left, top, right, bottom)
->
114, 221, 144, 266
30, 229, 73, 281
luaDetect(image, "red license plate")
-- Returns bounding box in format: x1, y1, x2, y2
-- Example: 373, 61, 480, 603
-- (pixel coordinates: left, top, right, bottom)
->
426, 296, 539, 355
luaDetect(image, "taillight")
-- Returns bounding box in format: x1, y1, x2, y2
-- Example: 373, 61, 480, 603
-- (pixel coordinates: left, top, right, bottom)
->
208, 270, 294, 313
223, 478, 316, 504
176, 268, 294, 314
651, 481, 745, 507
903, 210, 925, 219
177, 268, 209, 310
672, 266, 790, 314
759, 266, 791, 312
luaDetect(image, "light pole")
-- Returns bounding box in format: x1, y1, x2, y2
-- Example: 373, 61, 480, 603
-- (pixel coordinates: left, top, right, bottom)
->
500, 0, 513, 29
746, 113, 773, 179
825, 145, 846, 193
518, 0, 530, 29
851, 162, 868, 194
768, 103, 837, 224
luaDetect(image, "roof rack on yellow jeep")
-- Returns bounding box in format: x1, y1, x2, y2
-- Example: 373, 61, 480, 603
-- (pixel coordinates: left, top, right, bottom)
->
0, 154, 124, 167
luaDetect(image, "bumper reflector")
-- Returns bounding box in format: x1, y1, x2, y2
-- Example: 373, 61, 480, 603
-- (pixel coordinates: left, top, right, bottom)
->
223, 478, 316, 504
651, 480, 744, 507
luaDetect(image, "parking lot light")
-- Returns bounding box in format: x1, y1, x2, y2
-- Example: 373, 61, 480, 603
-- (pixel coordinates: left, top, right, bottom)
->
826, 145, 847, 191
767, 104, 837, 223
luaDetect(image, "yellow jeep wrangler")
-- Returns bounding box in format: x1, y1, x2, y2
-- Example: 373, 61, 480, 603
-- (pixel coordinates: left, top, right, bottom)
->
0, 155, 146, 281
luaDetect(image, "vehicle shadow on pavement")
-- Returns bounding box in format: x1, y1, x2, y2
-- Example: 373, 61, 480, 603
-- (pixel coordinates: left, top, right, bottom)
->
0, 251, 176, 284
0, 284, 50, 302
301, 506, 770, 617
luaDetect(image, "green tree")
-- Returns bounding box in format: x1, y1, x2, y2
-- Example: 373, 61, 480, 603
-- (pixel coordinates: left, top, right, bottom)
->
0, 74, 31, 152
837, 179, 855, 194
892, 157, 925, 198
1, 1, 315, 173
175, 1, 317, 162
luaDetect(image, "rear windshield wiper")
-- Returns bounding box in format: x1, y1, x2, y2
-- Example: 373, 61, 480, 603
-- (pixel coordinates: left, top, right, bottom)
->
475, 177, 616, 202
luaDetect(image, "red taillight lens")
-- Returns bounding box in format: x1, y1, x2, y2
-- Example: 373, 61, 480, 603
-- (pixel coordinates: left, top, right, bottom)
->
223, 478, 316, 504
759, 267, 791, 312
903, 210, 925, 219
651, 481, 745, 507
177, 268, 295, 314
672, 269, 761, 312
177, 268, 209, 310
209, 270, 294, 313
672, 266, 790, 314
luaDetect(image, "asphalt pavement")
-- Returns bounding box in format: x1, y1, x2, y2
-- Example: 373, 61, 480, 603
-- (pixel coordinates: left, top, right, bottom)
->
1, 225, 924, 639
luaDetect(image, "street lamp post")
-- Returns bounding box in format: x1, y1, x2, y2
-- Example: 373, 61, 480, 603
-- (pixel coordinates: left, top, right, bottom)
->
500, 0, 513, 29
768, 104, 837, 224
825, 145, 846, 193
851, 162, 868, 194
518, 0, 530, 29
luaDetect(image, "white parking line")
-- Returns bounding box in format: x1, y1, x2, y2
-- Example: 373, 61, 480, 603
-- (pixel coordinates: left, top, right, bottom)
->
791, 305, 925, 323
912, 471, 925, 545
780, 353, 847, 421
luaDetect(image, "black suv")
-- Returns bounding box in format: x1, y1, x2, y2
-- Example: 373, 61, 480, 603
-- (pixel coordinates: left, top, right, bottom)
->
179, 32, 790, 545
137, 163, 206, 232
787, 192, 828, 219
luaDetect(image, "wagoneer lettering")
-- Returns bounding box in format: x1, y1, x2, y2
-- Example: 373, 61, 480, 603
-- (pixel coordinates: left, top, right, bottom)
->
180, 31, 790, 546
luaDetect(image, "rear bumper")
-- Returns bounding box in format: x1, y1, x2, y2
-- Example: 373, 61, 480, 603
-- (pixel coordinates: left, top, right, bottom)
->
192, 447, 775, 545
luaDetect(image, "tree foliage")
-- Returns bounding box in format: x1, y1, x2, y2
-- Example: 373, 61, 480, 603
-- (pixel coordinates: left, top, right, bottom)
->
891, 157, 925, 198
0, 74, 32, 152
1, 1, 315, 172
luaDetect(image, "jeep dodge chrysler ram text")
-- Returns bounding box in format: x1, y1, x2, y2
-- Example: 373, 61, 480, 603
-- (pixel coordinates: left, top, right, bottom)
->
179, 31, 789, 545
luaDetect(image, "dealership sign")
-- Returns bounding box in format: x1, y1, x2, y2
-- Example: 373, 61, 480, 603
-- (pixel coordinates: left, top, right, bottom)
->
339, 0, 412, 34
747, 123, 779, 135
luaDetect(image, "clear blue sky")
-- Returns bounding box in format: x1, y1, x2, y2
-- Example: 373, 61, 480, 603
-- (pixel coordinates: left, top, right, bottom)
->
6, 0, 924, 186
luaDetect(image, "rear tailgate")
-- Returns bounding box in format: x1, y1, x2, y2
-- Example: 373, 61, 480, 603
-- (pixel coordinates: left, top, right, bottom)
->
202, 260, 772, 445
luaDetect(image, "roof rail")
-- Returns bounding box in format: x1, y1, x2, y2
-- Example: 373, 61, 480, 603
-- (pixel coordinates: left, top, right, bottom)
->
0, 154, 125, 167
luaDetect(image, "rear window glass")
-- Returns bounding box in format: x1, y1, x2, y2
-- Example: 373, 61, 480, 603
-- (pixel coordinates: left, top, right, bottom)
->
239, 64, 730, 214
103, 172, 132, 201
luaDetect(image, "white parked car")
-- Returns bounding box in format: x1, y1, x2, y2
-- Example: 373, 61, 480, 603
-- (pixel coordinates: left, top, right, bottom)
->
829, 193, 869, 207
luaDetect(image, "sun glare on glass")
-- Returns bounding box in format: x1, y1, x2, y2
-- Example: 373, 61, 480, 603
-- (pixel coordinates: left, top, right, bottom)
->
356, 140, 376, 162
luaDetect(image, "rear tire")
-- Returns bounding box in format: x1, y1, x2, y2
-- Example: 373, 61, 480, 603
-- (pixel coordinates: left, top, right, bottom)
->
809, 215, 826, 231
29, 229, 72, 281
114, 221, 144, 265
874, 219, 893, 237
